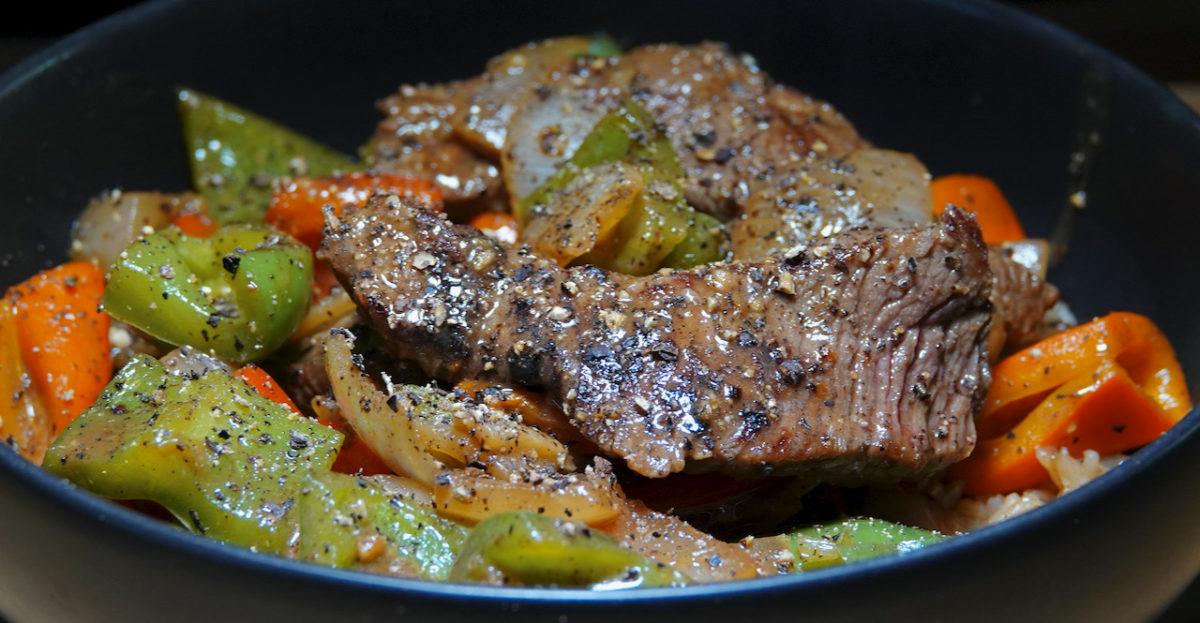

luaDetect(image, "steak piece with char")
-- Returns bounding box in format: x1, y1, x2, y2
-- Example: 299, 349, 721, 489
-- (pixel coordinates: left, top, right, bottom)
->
370, 42, 932, 249
987, 251, 1060, 355
372, 79, 504, 210
320, 196, 992, 482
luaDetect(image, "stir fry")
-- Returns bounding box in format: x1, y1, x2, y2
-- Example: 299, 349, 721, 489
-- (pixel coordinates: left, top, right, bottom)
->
1, 37, 1191, 588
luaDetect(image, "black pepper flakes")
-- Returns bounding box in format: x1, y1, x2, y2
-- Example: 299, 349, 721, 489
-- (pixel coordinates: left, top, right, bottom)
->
222, 254, 241, 276
512, 264, 533, 282
693, 130, 717, 146
188, 509, 206, 534
779, 360, 806, 386
287, 430, 310, 450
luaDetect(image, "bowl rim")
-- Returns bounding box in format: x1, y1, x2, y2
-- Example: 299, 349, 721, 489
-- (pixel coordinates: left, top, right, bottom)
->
1, 0, 1198, 605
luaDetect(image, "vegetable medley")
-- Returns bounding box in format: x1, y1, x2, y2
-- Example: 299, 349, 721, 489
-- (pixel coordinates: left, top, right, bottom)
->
0, 37, 1192, 588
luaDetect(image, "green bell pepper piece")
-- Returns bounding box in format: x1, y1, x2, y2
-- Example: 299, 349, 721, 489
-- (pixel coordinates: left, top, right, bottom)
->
43, 355, 342, 554
661, 211, 728, 268
519, 98, 726, 275
297, 471, 467, 580
577, 33, 622, 58
789, 517, 946, 570
178, 88, 359, 224
44, 355, 469, 576
102, 224, 313, 363
449, 511, 688, 588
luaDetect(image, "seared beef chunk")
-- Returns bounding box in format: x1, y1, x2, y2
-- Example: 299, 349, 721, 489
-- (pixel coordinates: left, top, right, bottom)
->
320, 196, 991, 481
625, 44, 930, 246
729, 149, 932, 260
371, 78, 508, 213
370, 41, 931, 249
987, 251, 1060, 356
361, 40, 1051, 485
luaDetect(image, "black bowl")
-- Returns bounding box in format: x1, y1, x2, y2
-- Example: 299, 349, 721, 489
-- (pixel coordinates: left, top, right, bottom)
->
1, 1, 1198, 621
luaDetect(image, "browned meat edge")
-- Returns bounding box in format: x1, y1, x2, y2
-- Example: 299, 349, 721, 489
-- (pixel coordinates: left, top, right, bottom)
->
320, 196, 991, 483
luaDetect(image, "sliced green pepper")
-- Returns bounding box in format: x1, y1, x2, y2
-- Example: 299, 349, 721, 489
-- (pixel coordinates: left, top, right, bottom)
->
661, 211, 727, 268
178, 88, 359, 224
791, 517, 946, 564
43, 355, 342, 554
297, 471, 467, 580
761, 517, 946, 572
43, 356, 468, 576
449, 511, 688, 588
102, 224, 313, 363
577, 33, 623, 58
518, 99, 726, 275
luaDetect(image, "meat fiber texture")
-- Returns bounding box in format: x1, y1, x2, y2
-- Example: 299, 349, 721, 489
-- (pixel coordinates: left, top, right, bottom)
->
320, 196, 993, 483
369, 41, 933, 246
988, 251, 1060, 352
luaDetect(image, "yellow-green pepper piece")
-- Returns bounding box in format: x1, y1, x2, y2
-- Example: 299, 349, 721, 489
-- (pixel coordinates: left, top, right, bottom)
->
792, 516, 950, 571
101, 224, 313, 363
449, 511, 688, 588
43, 355, 342, 554
519, 99, 726, 275
179, 88, 359, 224
297, 471, 467, 580
575, 33, 622, 58
752, 517, 945, 573
661, 211, 728, 268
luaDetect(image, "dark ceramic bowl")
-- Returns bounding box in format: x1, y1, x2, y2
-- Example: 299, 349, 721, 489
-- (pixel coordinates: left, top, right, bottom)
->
1, 1, 1197, 621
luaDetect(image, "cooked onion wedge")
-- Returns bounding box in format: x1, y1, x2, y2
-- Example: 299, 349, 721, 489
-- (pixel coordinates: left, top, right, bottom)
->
500, 86, 620, 205
522, 162, 641, 265
323, 330, 573, 486
452, 37, 593, 156
598, 499, 765, 582
433, 461, 622, 526
70, 190, 205, 269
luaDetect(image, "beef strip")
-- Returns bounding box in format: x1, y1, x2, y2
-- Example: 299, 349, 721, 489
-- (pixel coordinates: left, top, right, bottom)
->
369, 41, 932, 248
371, 78, 507, 212
729, 149, 933, 260
370, 38, 605, 212
320, 195, 991, 482
625, 43, 930, 239
987, 250, 1060, 356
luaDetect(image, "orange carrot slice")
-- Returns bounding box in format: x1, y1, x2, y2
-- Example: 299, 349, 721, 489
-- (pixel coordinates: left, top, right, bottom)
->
978, 312, 1190, 439
931, 174, 1026, 244
4, 261, 110, 433
468, 211, 520, 245
954, 358, 1176, 496
0, 300, 52, 462
265, 173, 443, 250
235, 364, 301, 414
171, 209, 219, 238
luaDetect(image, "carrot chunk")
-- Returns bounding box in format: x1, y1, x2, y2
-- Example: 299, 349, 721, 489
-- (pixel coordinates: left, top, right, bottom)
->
931, 174, 1025, 244
0, 300, 52, 461
4, 261, 110, 433
171, 209, 219, 238
978, 312, 1190, 439
954, 359, 1176, 496
265, 173, 443, 250
234, 364, 301, 414
468, 211, 520, 245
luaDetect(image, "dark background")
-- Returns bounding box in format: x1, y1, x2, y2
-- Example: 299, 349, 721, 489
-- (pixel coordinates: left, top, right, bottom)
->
0, 0, 1195, 621
2, 1, 1198, 83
